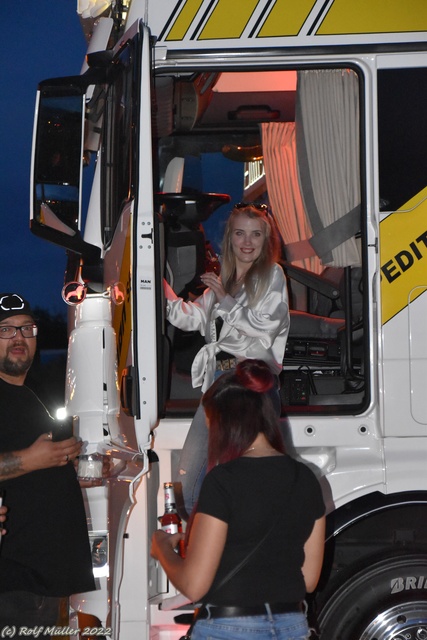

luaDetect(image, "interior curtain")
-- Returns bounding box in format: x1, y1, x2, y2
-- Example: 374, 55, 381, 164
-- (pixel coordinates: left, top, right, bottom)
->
261, 121, 323, 274
296, 69, 362, 267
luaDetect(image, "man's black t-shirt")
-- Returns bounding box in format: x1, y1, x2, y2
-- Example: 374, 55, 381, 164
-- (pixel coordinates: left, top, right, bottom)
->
0, 378, 95, 596
197, 454, 325, 605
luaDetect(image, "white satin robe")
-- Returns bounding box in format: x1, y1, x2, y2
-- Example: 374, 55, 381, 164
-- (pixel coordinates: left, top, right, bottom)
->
165, 263, 290, 391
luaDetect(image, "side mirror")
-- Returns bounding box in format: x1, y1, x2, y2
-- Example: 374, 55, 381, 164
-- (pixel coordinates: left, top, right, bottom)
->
30, 78, 100, 262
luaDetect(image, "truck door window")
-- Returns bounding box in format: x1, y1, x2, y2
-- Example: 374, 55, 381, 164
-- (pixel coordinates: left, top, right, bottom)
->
154, 66, 368, 417
101, 41, 138, 246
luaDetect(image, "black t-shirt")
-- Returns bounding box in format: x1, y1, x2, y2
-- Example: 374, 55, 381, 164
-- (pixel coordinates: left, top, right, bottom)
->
197, 455, 325, 605
0, 378, 95, 597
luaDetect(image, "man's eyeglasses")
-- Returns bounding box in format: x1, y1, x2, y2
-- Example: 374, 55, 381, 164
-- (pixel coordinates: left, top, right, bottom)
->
0, 325, 38, 339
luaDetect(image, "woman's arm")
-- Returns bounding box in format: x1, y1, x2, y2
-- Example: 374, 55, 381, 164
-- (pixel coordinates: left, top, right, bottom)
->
151, 512, 228, 602
301, 516, 326, 593
164, 279, 213, 334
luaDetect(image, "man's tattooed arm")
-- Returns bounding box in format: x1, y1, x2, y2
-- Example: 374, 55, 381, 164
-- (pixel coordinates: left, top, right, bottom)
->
0, 434, 84, 479
0, 451, 24, 480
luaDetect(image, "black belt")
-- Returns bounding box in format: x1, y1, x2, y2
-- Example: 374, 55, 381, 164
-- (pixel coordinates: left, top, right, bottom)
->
197, 602, 302, 619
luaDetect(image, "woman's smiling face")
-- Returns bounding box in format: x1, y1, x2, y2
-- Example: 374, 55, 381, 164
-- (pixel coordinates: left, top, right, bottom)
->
230, 213, 266, 269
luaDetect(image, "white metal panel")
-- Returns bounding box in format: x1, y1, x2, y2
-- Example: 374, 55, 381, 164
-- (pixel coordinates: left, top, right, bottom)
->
409, 286, 427, 424
385, 437, 427, 492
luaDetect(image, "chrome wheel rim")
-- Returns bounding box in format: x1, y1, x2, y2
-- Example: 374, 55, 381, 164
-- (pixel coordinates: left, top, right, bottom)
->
360, 602, 427, 640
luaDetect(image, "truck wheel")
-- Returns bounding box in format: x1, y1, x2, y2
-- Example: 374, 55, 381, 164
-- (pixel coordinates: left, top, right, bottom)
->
316, 553, 427, 639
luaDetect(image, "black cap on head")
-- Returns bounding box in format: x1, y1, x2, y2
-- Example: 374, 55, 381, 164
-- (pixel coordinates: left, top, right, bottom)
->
0, 293, 35, 323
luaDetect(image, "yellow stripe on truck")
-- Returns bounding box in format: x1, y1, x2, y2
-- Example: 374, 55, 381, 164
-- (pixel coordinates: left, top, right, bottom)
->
198, 0, 259, 39
380, 186, 427, 325
318, 0, 427, 35
258, 0, 316, 38
166, 0, 204, 41
113, 224, 132, 376
167, 0, 316, 40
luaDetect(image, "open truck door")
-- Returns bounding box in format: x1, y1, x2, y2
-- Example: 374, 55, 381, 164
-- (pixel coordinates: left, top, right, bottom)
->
31, 19, 161, 449
31, 20, 163, 636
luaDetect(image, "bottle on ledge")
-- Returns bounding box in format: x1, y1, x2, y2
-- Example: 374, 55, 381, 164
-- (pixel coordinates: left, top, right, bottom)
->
159, 482, 185, 557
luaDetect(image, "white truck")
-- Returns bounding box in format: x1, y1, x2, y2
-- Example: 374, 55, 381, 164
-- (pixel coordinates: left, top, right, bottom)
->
30, 1, 427, 638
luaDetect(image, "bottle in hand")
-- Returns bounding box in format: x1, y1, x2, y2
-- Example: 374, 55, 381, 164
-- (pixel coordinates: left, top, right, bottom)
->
159, 482, 185, 557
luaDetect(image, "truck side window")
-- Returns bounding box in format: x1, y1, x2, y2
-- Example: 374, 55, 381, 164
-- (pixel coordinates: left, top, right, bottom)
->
378, 68, 427, 212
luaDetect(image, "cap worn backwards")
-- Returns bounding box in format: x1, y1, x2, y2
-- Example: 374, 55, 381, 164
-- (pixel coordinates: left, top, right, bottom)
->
0, 294, 35, 323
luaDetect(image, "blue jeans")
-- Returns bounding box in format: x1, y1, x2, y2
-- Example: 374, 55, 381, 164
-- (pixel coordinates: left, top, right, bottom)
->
174, 376, 282, 519
174, 402, 208, 518
192, 612, 310, 640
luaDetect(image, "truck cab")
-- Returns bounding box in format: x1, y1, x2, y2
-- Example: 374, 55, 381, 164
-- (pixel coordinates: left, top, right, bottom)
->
30, 1, 427, 638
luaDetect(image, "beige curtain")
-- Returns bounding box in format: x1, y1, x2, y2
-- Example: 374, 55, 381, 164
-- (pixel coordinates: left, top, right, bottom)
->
261, 121, 323, 274
296, 69, 361, 267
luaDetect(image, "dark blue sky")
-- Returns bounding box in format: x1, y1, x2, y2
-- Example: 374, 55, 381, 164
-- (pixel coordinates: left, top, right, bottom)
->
1, 1, 87, 314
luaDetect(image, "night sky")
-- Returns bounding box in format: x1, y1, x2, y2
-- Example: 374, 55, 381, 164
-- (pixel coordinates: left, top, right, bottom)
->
1, 1, 87, 314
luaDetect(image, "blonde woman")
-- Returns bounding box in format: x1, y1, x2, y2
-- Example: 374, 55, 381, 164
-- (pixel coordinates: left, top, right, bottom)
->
165, 203, 290, 517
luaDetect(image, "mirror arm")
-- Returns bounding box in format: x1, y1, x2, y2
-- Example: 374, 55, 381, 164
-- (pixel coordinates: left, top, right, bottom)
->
30, 220, 101, 262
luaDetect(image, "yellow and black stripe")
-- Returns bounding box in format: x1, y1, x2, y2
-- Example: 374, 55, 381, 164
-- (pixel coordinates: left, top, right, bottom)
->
380, 187, 427, 324
158, 0, 427, 43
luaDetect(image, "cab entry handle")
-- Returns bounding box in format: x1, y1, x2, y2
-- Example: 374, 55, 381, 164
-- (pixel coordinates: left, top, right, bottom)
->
120, 366, 136, 417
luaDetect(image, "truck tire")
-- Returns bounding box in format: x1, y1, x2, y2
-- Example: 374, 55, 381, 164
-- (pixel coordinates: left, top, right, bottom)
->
316, 553, 427, 639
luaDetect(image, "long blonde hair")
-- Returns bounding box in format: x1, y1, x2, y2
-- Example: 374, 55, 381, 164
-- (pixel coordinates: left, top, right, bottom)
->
221, 204, 281, 306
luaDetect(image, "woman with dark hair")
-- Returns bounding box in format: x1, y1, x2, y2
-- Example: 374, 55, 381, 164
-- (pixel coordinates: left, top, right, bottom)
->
203, 357, 285, 468
165, 204, 290, 517
151, 359, 325, 640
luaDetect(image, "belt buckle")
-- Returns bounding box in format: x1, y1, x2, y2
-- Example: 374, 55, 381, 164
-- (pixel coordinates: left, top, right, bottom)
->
200, 605, 213, 620
216, 359, 229, 371
216, 357, 236, 371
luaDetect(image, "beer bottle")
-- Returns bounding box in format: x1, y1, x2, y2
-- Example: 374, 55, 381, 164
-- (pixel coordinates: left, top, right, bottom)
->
159, 482, 185, 557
